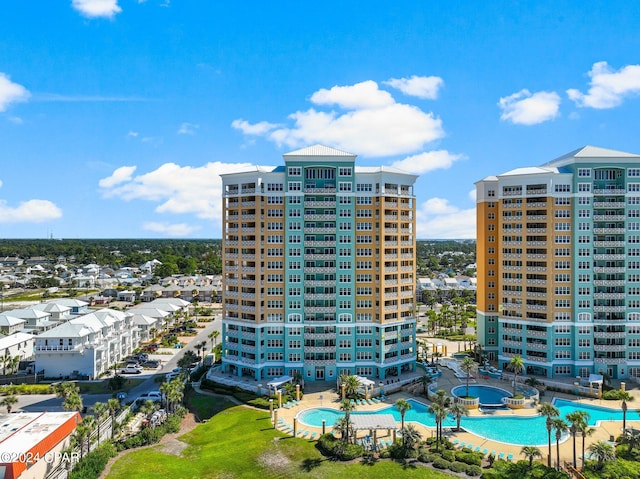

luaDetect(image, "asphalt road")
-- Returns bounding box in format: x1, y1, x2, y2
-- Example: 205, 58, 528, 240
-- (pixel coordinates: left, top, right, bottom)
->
14, 313, 222, 413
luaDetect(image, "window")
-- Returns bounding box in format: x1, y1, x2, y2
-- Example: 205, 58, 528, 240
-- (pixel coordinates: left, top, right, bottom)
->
555, 223, 570, 231
339, 182, 352, 192
577, 183, 591, 192
555, 210, 571, 218
356, 183, 373, 192
555, 184, 571, 193
288, 181, 301, 191
339, 167, 352, 176
487, 190, 495, 197
555, 235, 570, 244
578, 168, 591, 177
555, 197, 571, 205
578, 196, 591, 205
267, 183, 283, 191
288, 166, 301, 176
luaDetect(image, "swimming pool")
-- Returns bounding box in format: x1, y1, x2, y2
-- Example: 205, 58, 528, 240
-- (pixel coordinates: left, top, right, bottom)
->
297, 398, 640, 446
451, 385, 511, 407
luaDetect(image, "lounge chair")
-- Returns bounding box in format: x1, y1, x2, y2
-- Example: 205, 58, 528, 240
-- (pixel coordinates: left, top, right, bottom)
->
482, 449, 488, 456
465, 444, 474, 451
452, 439, 459, 446
310, 432, 317, 440
474, 446, 481, 452
507, 454, 513, 461
458, 442, 466, 449
301, 431, 309, 438
498, 452, 505, 460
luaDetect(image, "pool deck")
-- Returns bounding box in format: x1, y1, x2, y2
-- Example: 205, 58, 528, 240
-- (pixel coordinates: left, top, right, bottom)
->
268, 362, 640, 469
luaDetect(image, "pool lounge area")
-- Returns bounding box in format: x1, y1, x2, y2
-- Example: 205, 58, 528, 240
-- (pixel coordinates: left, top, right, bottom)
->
297, 397, 640, 447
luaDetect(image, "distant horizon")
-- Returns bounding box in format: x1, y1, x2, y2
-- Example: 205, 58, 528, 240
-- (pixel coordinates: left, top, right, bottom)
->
0, 237, 477, 242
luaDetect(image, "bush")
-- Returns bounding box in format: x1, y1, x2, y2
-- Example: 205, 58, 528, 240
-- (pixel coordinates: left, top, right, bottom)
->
247, 397, 271, 409
189, 366, 208, 382
418, 452, 437, 463
602, 389, 633, 401
317, 433, 339, 456
379, 449, 391, 459
69, 443, 117, 479
456, 450, 483, 466
1, 384, 52, 395
340, 443, 364, 461
448, 461, 467, 473
441, 449, 456, 462
465, 464, 483, 476
432, 458, 451, 469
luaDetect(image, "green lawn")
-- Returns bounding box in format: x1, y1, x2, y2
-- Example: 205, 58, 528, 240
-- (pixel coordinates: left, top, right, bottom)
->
106, 395, 454, 479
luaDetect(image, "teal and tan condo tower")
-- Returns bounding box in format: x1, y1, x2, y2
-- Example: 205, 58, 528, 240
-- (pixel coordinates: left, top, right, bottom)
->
220, 145, 418, 382
476, 146, 640, 381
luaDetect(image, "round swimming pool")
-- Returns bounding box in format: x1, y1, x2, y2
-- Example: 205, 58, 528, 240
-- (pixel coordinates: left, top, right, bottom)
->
451, 385, 512, 407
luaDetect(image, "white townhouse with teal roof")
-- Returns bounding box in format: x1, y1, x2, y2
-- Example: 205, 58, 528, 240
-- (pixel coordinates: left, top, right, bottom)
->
220, 145, 419, 382
476, 146, 640, 381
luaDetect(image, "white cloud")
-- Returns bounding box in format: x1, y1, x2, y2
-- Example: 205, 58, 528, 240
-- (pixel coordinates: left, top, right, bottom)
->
498, 89, 560, 125
142, 222, 200, 237
391, 150, 465, 174
127, 131, 139, 137
233, 79, 445, 157
98, 166, 136, 188
416, 198, 475, 239
567, 61, 640, 109
0, 180, 3, 188
231, 119, 278, 135
0, 73, 30, 112
8, 116, 23, 124
71, 0, 121, 18
99, 161, 255, 223
310, 80, 394, 109
0, 199, 62, 224
383, 75, 444, 99
177, 122, 199, 135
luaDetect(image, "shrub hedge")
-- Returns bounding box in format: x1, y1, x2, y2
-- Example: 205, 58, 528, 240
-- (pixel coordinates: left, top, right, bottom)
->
69, 443, 117, 479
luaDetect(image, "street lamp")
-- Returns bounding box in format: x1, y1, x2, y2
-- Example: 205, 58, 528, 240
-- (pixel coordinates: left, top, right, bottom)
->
622, 399, 628, 434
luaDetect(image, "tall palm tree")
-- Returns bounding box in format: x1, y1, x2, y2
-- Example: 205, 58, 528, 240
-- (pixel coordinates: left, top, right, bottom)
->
395, 399, 412, 445
587, 440, 615, 470
619, 391, 632, 434
0, 395, 18, 413
428, 403, 447, 451
580, 424, 596, 471
566, 410, 589, 468
107, 398, 121, 439
460, 356, 476, 397
448, 401, 468, 432
339, 398, 355, 443
91, 402, 109, 445
80, 415, 97, 456
340, 375, 360, 399
509, 355, 524, 396
537, 402, 559, 468
520, 446, 542, 468
552, 418, 568, 470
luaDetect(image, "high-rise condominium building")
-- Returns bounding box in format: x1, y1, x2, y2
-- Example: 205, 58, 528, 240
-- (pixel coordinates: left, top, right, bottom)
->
220, 145, 418, 382
476, 145, 640, 381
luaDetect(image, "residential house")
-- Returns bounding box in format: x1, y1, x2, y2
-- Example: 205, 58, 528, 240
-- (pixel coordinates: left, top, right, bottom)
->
0, 314, 26, 335
0, 332, 34, 366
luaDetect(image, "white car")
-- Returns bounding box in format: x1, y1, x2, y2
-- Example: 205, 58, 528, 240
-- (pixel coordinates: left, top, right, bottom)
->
137, 391, 163, 402
121, 364, 143, 374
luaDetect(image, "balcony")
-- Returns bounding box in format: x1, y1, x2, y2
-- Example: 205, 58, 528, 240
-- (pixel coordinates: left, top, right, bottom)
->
593, 331, 626, 339
594, 215, 625, 221
304, 187, 336, 194
593, 306, 626, 313
593, 267, 625, 274
593, 280, 625, 286
593, 241, 626, 247
593, 293, 626, 300
594, 344, 626, 352
526, 241, 547, 246
593, 228, 625, 234
594, 201, 625, 208
304, 213, 336, 221
594, 357, 626, 364
593, 188, 625, 195
593, 254, 626, 261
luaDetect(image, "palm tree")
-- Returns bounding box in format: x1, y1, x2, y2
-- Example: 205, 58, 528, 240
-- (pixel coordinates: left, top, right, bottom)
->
552, 418, 568, 470
624, 427, 640, 453
333, 417, 352, 445
72, 424, 90, 460
428, 402, 447, 451
63, 392, 83, 412
107, 398, 121, 438
339, 398, 355, 443
448, 401, 468, 432
619, 391, 632, 434
509, 355, 524, 396
208, 330, 220, 349
520, 446, 542, 468
566, 410, 589, 468
340, 374, 360, 399
537, 402, 559, 468
91, 402, 109, 445
395, 399, 411, 445
460, 356, 476, 397
0, 395, 18, 413
587, 440, 615, 470
579, 423, 595, 471
401, 424, 422, 451
80, 415, 96, 455
420, 373, 432, 399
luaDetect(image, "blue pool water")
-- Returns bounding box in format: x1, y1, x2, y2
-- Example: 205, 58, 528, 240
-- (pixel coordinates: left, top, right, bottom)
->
297, 398, 640, 446
451, 385, 511, 406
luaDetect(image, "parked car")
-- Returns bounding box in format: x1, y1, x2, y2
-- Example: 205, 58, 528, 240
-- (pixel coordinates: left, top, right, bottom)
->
137, 390, 163, 402
141, 360, 160, 369
121, 364, 143, 374
165, 371, 182, 381
141, 344, 158, 352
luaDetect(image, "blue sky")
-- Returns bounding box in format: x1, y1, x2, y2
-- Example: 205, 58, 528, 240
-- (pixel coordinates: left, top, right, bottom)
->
1, 1, 640, 239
